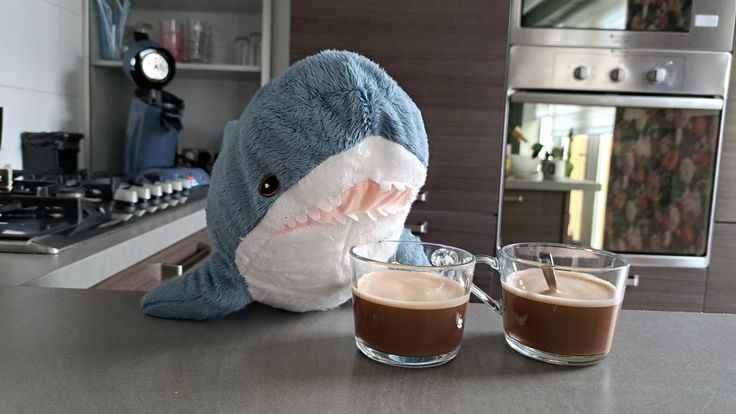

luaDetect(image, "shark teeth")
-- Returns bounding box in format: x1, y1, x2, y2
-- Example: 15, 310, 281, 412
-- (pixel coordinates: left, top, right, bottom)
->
295, 211, 309, 224
317, 200, 333, 213
282, 179, 417, 232
329, 194, 343, 206
306, 208, 321, 221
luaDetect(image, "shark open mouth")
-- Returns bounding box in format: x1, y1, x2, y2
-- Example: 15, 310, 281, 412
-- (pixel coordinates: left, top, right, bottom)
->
279, 179, 415, 234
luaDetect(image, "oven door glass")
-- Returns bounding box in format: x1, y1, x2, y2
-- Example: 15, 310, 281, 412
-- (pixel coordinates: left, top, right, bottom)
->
501, 94, 721, 259
521, 0, 692, 32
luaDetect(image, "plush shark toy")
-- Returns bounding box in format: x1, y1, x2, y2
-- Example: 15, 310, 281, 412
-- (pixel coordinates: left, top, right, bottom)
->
141, 50, 429, 320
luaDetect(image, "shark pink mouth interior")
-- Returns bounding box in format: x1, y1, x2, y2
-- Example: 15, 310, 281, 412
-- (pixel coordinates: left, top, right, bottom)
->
279, 179, 415, 234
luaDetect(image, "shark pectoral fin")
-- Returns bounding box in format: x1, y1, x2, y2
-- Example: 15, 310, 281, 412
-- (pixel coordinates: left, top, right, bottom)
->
140, 251, 253, 320
395, 227, 431, 267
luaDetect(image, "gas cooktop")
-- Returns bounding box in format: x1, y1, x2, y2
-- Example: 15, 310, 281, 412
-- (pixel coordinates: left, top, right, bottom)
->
0, 170, 207, 254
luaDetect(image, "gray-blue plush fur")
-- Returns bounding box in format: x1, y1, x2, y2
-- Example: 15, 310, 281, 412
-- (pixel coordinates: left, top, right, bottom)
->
141, 50, 429, 320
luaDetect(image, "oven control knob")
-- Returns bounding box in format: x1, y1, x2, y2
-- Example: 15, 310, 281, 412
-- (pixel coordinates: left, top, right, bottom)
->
573, 66, 589, 80
647, 68, 668, 84
610, 68, 626, 82
114, 188, 138, 204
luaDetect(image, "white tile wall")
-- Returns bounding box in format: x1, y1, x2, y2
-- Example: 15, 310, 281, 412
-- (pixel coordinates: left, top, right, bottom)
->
0, 0, 84, 168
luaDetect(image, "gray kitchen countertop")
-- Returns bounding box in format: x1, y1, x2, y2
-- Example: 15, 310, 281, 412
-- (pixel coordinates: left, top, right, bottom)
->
0, 198, 206, 289
1, 286, 733, 414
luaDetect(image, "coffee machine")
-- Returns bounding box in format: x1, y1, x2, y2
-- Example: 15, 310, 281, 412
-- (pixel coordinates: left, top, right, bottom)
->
122, 38, 209, 186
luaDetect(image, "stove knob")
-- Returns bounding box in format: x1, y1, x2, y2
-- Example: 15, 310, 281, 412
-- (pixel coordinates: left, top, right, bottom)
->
573, 65, 589, 80
160, 181, 174, 195
113, 188, 138, 204
647, 67, 667, 84
610, 67, 626, 82
131, 186, 151, 201
171, 180, 183, 193
146, 184, 163, 198
180, 178, 192, 190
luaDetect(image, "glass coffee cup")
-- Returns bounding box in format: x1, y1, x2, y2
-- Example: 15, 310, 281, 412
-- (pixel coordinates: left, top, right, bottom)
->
349, 241, 486, 368
471, 243, 630, 366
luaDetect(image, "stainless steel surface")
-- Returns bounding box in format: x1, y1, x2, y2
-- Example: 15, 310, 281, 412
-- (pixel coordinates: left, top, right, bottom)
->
509, 0, 736, 51
416, 190, 428, 203
510, 92, 724, 110
507, 46, 731, 96
159, 263, 183, 279
627, 274, 640, 287
0, 197, 206, 288
500, 46, 730, 269
503, 194, 524, 203
407, 221, 429, 235
538, 251, 558, 292
1, 287, 735, 413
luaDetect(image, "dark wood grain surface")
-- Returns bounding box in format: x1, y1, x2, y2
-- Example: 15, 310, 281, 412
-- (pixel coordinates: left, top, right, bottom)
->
500, 190, 568, 245
291, 0, 508, 215
622, 266, 707, 312
704, 223, 736, 312
92, 229, 213, 291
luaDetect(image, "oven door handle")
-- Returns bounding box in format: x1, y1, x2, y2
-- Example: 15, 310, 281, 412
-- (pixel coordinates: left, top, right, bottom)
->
510, 92, 724, 111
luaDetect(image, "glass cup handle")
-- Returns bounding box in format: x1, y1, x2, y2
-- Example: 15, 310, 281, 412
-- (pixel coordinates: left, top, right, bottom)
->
471, 255, 502, 315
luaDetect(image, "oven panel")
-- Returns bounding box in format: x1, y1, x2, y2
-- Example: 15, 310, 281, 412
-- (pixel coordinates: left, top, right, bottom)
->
510, 0, 736, 52
508, 46, 731, 97
499, 94, 724, 268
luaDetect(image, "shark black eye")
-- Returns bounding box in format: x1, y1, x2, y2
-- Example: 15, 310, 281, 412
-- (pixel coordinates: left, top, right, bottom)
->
259, 174, 280, 197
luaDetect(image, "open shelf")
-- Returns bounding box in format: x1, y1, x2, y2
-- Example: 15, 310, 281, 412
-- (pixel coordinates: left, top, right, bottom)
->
92, 60, 261, 80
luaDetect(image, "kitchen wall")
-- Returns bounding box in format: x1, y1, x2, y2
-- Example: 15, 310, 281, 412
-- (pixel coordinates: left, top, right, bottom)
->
0, 0, 85, 168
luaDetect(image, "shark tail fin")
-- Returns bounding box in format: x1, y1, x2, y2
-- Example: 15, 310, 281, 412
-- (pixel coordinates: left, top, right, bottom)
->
140, 251, 253, 320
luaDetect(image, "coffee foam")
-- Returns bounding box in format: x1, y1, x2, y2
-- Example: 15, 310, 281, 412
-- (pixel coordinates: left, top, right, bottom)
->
354, 270, 469, 309
502, 268, 621, 307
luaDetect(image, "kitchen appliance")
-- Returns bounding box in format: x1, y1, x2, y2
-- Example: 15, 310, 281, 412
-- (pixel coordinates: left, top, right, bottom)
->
21, 132, 83, 174
123, 39, 181, 176
498, 45, 731, 268
510, 0, 736, 51
0, 170, 206, 254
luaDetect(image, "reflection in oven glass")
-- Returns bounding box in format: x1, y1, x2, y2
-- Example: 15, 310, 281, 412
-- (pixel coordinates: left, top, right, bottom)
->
521, 0, 692, 32
502, 102, 719, 258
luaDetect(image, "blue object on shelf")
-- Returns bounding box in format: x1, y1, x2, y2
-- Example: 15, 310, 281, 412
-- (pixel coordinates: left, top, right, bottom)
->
94, 0, 131, 60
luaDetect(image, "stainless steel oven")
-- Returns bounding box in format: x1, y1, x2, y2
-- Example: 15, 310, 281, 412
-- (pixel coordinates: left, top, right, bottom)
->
510, 0, 736, 51
498, 46, 731, 268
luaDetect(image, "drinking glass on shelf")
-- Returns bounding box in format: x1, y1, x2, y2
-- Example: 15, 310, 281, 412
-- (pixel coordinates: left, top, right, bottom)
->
187, 19, 211, 63
234, 36, 250, 65
159, 19, 185, 62
248, 32, 261, 67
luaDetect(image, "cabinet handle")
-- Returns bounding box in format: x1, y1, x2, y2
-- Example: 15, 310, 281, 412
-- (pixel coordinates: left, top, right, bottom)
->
416, 190, 429, 203
503, 195, 524, 203
626, 274, 640, 287
408, 222, 429, 235
158, 242, 213, 281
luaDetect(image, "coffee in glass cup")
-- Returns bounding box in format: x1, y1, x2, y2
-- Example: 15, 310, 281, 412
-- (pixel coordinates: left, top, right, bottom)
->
349, 241, 476, 368
471, 243, 630, 365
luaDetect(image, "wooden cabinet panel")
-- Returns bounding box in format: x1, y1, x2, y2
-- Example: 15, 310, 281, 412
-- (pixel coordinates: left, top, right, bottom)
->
714, 60, 736, 222
622, 267, 706, 312
500, 190, 568, 245
406, 210, 497, 296
92, 229, 213, 292
290, 0, 508, 214
705, 223, 736, 312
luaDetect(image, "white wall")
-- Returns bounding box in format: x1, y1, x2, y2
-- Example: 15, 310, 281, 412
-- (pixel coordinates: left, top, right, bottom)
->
0, 0, 85, 168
